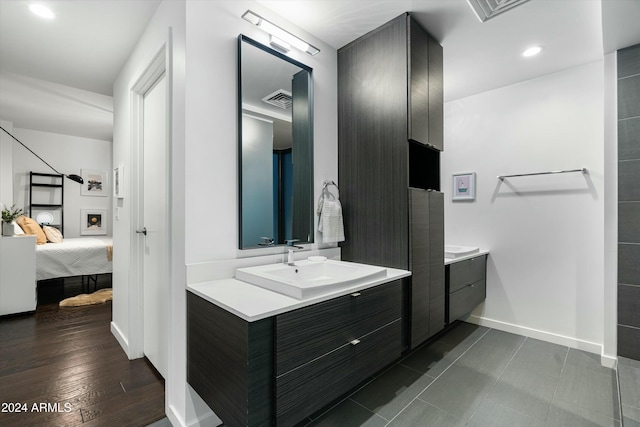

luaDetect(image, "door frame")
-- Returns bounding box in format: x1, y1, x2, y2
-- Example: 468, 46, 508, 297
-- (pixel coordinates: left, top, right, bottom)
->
129, 42, 171, 360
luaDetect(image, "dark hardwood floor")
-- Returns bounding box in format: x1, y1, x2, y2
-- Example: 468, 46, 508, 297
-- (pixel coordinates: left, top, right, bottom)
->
0, 275, 166, 427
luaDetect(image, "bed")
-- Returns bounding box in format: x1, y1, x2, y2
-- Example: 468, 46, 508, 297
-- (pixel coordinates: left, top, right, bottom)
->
36, 237, 113, 281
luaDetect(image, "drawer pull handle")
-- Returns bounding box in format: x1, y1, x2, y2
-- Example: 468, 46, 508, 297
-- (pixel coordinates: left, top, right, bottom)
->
350, 339, 360, 346
351, 292, 361, 297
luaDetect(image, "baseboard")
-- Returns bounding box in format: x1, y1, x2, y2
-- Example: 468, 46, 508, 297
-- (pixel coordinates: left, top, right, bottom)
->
110, 321, 129, 356
465, 314, 603, 356
601, 353, 618, 369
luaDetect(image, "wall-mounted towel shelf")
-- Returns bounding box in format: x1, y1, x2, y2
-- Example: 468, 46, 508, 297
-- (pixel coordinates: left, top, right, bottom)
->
497, 168, 588, 181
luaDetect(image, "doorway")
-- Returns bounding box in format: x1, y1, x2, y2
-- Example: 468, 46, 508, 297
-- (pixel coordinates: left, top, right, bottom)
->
130, 45, 169, 379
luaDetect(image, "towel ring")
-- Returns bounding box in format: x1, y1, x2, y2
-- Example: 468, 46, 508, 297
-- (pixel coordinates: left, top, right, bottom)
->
318, 180, 340, 216
322, 180, 339, 191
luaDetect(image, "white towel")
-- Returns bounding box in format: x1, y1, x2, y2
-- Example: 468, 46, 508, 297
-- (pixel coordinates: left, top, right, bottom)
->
318, 198, 345, 243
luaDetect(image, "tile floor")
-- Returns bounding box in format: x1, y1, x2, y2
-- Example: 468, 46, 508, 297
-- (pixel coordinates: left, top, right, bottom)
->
149, 321, 640, 427
619, 356, 640, 427
303, 322, 622, 427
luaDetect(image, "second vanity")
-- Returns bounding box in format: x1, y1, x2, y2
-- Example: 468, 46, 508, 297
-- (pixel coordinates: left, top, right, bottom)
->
187, 252, 488, 427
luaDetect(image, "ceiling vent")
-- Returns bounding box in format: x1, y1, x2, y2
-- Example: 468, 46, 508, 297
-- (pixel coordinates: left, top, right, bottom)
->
262, 90, 292, 110
467, 0, 531, 22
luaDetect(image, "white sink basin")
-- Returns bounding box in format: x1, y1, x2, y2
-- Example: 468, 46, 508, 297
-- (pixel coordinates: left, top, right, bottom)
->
445, 245, 480, 259
235, 259, 387, 300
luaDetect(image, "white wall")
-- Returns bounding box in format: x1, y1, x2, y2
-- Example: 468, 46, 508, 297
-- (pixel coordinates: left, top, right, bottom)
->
442, 61, 606, 354
0, 120, 13, 211
10, 127, 111, 238
185, 0, 338, 264
111, 0, 189, 425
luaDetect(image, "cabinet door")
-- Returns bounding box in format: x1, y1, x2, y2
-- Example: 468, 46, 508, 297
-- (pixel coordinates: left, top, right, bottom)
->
409, 188, 430, 347
409, 189, 445, 348
428, 191, 445, 336
408, 15, 430, 146
408, 16, 443, 151
427, 34, 443, 150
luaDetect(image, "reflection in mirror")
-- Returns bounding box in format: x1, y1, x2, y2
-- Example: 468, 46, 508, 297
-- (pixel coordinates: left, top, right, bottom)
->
238, 35, 314, 249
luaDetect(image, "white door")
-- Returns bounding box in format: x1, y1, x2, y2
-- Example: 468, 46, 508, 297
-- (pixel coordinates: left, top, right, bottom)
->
141, 73, 168, 378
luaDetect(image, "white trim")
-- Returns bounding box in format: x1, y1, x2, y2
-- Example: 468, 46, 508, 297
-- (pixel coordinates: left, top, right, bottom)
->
601, 353, 617, 369
129, 42, 169, 361
110, 321, 130, 357
465, 314, 603, 356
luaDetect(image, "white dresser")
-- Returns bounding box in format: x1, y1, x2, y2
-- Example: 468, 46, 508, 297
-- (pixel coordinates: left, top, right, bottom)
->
0, 234, 37, 315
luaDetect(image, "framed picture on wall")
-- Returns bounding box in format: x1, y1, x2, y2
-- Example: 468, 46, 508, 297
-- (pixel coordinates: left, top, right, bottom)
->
113, 165, 124, 198
81, 169, 108, 197
452, 172, 476, 201
80, 209, 108, 235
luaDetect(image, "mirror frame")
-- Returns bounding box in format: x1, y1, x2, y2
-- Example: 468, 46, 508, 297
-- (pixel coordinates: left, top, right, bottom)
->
237, 34, 314, 249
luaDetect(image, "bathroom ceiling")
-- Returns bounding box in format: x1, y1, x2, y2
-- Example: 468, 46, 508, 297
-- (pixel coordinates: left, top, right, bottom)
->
0, 0, 161, 96
1, 0, 639, 140
257, 0, 640, 102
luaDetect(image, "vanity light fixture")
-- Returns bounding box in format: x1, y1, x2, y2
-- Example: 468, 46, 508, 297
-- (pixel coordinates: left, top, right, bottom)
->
522, 46, 542, 57
241, 10, 320, 56
29, 3, 55, 19
269, 35, 291, 53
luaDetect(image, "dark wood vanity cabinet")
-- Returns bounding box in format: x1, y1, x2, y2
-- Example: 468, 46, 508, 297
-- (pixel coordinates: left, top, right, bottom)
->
447, 255, 487, 323
338, 12, 444, 350
187, 280, 404, 427
275, 280, 403, 426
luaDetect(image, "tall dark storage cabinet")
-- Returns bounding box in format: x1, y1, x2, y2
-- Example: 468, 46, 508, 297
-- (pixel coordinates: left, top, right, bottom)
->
338, 13, 445, 349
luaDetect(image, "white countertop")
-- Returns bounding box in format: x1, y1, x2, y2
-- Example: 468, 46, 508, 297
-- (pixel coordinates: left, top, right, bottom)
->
187, 265, 411, 322
444, 249, 490, 265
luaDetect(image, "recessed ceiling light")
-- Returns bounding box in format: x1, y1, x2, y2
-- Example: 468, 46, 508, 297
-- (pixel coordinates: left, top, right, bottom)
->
29, 4, 55, 20
522, 46, 542, 57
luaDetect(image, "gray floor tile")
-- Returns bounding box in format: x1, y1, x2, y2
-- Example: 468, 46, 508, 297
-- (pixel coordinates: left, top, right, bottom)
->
455, 329, 525, 379
349, 364, 435, 420
436, 321, 488, 349
145, 418, 172, 427
509, 338, 568, 378
386, 399, 464, 427
305, 399, 387, 427
565, 348, 615, 375
618, 361, 640, 408
418, 363, 495, 423
623, 404, 640, 427
546, 399, 621, 427
619, 356, 640, 370
466, 399, 545, 427
554, 364, 620, 420
485, 363, 559, 420
399, 339, 458, 378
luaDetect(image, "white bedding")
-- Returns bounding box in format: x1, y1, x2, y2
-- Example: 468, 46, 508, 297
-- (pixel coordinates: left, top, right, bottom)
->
36, 237, 113, 281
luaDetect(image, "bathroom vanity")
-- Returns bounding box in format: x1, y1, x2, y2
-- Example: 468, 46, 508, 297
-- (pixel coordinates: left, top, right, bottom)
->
445, 251, 489, 323
187, 264, 410, 427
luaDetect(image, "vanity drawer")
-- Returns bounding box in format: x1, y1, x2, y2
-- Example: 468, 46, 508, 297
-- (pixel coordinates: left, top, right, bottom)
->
449, 279, 486, 322
449, 255, 486, 293
276, 319, 402, 427
276, 280, 402, 375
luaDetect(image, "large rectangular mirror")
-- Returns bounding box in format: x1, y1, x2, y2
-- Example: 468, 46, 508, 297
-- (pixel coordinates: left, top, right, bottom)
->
238, 35, 314, 249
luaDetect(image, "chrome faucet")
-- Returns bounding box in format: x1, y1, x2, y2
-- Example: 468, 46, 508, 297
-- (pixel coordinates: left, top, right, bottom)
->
284, 239, 303, 265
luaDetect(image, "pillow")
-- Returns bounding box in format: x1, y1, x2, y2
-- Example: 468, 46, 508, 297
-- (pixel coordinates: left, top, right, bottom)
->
13, 221, 25, 235
43, 225, 63, 243
16, 216, 47, 245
